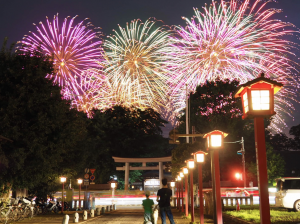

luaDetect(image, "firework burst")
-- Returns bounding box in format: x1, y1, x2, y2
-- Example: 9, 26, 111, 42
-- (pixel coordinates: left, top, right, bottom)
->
171, 0, 299, 131
62, 69, 112, 116
18, 14, 103, 97
103, 19, 175, 115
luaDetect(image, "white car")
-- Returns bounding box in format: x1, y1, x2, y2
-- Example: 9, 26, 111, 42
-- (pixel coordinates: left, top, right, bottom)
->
275, 177, 300, 211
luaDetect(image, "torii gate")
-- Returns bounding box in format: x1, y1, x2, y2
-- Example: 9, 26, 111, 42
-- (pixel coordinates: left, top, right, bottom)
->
112, 156, 172, 190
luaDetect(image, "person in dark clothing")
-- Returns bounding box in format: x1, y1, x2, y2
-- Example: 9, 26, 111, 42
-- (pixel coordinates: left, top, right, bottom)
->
156, 178, 175, 224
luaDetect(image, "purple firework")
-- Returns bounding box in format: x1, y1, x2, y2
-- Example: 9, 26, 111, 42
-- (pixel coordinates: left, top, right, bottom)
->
18, 14, 103, 97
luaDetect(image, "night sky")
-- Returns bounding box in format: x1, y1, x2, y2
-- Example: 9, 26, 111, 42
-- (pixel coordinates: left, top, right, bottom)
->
1, 0, 300, 136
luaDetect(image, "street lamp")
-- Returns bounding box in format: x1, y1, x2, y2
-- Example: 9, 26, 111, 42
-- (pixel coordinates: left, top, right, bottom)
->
111, 182, 116, 204
186, 159, 195, 223
60, 176, 67, 213
177, 175, 182, 210
182, 167, 189, 217
235, 73, 283, 224
170, 180, 176, 207
77, 179, 83, 210
204, 130, 228, 224
179, 172, 184, 212
235, 173, 242, 181
192, 151, 207, 224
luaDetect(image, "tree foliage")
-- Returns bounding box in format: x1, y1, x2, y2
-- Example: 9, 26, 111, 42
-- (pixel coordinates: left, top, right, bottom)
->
0, 44, 88, 197
246, 143, 285, 185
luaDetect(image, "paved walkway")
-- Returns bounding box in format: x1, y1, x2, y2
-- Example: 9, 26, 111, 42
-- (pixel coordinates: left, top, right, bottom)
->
16, 206, 241, 224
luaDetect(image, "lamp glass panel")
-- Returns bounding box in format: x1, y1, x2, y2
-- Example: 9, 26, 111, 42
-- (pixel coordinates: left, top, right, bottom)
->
243, 92, 249, 113
170, 182, 175, 187
251, 90, 270, 110
196, 154, 204, 163
111, 183, 116, 188
177, 176, 181, 181
211, 134, 222, 147
180, 172, 184, 177
77, 179, 83, 184
60, 177, 66, 183
183, 167, 188, 174
188, 160, 195, 169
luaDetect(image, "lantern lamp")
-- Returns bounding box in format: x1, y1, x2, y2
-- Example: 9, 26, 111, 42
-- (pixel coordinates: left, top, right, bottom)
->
170, 181, 175, 188
60, 176, 67, 183
203, 130, 228, 150
234, 73, 283, 119
183, 167, 189, 175
179, 172, 184, 177
186, 159, 195, 169
192, 151, 207, 163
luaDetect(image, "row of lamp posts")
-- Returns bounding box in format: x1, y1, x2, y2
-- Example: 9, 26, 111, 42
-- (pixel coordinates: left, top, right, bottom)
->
173, 73, 283, 224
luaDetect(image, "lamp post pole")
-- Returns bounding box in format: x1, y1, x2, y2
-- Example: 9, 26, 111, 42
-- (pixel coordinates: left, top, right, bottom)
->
211, 149, 222, 224
183, 167, 189, 217
177, 179, 180, 210
255, 117, 271, 224
186, 160, 195, 223
60, 177, 66, 214
62, 182, 64, 213
181, 178, 184, 213
198, 162, 204, 224
77, 179, 83, 210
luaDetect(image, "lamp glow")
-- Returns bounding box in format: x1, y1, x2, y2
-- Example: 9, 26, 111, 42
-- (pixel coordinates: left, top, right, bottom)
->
196, 154, 204, 163
77, 179, 83, 184
183, 167, 189, 174
211, 134, 222, 147
171, 181, 175, 187
111, 183, 116, 188
180, 172, 184, 177
187, 160, 195, 169
60, 176, 66, 183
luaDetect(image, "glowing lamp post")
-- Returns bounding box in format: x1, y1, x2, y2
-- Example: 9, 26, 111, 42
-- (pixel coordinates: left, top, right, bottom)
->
235, 73, 283, 224
177, 175, 182, 210
192, 151, 207, 224
77, 179, 83, 209
111, 182, 116, 204
170, 180, 176, 207
60, 176, 67, 213
182, 167, 189, 217
203, 130, 228, 224
179, 173, 184, 212
186, 159, 195, 223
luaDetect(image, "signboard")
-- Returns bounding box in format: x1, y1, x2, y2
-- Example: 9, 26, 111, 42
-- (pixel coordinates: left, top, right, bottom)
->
84, 168, 89, 173
83, 179, 89, 186
90, 168, 96, 174
90, 175, 95, 181
84, 173, 89, 179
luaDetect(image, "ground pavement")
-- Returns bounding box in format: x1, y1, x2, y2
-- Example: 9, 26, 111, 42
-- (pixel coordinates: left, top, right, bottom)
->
16, 206, 239, 224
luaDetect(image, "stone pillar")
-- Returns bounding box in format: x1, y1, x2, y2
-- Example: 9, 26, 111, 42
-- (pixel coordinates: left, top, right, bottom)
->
125, 162, 130, 191
159, 162, 163, 188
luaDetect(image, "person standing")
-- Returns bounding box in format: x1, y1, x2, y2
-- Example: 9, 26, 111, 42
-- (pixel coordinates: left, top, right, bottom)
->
157, 178, 176, 224
142, 191, 154, 224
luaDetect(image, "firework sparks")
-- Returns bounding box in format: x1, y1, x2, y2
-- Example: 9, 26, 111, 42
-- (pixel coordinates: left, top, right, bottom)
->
18, 14, 103, 98
103, 19, 175, 115
62, 69, 112, 116
171, 0, 299, 131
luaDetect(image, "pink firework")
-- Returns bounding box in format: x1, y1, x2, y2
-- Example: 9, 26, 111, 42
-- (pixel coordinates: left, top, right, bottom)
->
171, 0, 299, 131
18, 14, 103, 97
